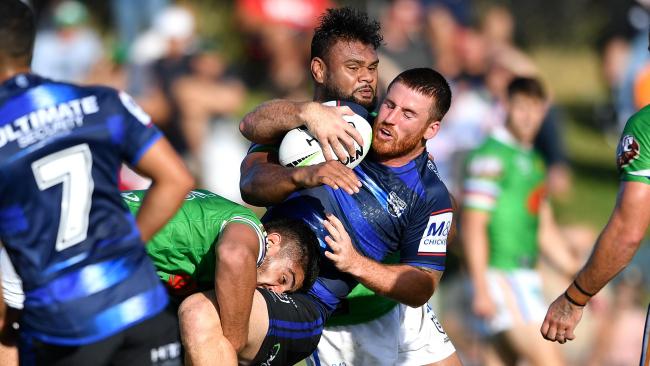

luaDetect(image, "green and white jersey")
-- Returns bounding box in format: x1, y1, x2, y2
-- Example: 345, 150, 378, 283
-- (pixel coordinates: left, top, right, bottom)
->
462, 128, 546, 270
121, 189, 266, 294
618, 105, 650, 184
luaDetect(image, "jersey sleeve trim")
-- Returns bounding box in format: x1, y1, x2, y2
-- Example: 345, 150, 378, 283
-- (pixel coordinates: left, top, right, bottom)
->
130, 131, 163, 166
463, 192, 496, 211
223, 216, 267, 266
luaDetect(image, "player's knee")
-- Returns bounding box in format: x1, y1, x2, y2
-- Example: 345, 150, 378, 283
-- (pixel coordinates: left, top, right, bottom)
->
178, 293, 222, 345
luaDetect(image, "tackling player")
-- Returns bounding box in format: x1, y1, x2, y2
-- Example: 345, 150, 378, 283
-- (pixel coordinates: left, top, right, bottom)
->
0, 1, 194, 365
238, 8, 461, 365
541, 33, 650, 366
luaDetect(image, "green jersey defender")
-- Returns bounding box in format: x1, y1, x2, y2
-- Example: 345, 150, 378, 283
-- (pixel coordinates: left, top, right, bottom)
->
121, 189, 267, 295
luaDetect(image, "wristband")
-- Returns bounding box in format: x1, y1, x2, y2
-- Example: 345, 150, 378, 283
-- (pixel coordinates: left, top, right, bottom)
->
573, 279, 596, 297
564, 291, 586, 307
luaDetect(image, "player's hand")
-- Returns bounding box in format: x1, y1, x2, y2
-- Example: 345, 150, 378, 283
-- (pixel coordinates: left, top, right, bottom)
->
540, 293, 583, 344
300, 102, 364, 162
472, 289, 496, 319
292, 161, 362, 194
323, 213, 362, 274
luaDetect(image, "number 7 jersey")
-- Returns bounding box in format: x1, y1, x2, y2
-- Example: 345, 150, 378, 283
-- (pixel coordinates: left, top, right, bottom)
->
0, 74, 168, 345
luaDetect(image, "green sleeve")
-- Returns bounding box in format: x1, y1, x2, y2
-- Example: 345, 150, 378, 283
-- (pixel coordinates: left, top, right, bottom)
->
462, 150, 504, 212
617, 107, 650, 184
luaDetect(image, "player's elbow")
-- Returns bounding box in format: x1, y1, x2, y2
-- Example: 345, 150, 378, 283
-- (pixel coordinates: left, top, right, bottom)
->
175, 169, 196, 193
217, 241, 257, 269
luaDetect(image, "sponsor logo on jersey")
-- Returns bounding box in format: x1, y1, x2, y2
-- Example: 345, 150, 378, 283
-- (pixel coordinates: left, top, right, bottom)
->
418, 209, 452, 255
617, 134, 640, 169
120, 191, 140, 202
387, 191, 407, 217
0, 96, 99, 149
184, 190, 217, 200
119, 91, 151, 126
150, 341, 181, 364
260, 343, 281, 366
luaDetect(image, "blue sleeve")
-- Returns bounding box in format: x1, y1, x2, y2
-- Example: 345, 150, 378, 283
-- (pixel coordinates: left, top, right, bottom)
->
111, 91, 163, 165
399, 183, 452, 272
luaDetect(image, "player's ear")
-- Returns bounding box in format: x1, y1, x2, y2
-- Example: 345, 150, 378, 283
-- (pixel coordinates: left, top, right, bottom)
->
265, 232, 282, 257
311, 57, 326, 84
424, 120, 441, 140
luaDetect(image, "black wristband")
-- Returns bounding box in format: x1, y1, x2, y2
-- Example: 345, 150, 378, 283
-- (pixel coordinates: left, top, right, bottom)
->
573, 279, 596, 297
564, 291, 586, 307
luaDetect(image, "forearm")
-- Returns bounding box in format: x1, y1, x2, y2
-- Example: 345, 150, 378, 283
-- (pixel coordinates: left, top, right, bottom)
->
239, 100, 309, 144
461, 220, 490, 294
240, 161, 303, 206
347, 257, 437, 307
574, 217, 641, 296
215, 250, 257, 353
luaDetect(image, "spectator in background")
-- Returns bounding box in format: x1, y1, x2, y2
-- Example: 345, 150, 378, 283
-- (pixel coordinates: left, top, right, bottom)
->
377, 0, 434, 92
461, 77, 576, 366
111, 0, 168, 53
134, 6, 247, 183
31, 0, 103, 83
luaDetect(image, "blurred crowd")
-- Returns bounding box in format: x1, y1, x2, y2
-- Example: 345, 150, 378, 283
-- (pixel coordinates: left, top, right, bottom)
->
26, 0, 650, 365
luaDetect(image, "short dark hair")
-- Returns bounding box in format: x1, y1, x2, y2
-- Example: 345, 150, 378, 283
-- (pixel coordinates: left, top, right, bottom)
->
0, 1, 36, 65
507, 77, 546, 100
311, 7, 383, 61
387, 68, 452, 122
264, 218, 320, 292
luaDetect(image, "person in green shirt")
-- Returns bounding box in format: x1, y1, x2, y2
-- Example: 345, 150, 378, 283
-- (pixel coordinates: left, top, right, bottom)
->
122, 189, 325, 364
541, 59, 650, 366
462, 77, 577, 366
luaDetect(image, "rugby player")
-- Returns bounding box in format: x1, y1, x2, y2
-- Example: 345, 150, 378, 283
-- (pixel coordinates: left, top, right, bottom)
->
239, 9, 461, 365
541, 33, 650, 366
462, 77, 574, 365
0, 1, 194, 365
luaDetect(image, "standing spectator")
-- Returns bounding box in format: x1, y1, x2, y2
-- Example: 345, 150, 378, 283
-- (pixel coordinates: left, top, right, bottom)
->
462, 77, 577, 366
31, 0, 103, 83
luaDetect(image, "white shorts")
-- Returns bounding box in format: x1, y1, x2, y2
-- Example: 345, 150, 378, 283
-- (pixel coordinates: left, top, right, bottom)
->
307, 302, 456, 366
477, 268, 547, 335
1, 247, 24, 309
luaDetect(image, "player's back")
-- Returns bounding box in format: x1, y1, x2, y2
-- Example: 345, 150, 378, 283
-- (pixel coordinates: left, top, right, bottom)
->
0, 74, 168, 345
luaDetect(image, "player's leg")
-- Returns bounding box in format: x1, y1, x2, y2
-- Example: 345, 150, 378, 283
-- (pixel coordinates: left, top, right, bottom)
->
177, 291, 238, 366
499, 323, 564, 366
0, 306, 19, 366
306, 305, 400, 366
397, 303, 461, 366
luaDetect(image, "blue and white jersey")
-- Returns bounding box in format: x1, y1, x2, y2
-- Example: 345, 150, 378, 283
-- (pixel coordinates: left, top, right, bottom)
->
261, 104, 452, 313
0, 74, 168, 345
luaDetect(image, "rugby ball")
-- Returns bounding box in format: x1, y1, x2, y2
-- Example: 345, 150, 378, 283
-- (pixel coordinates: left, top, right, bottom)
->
278, 101, 372, 168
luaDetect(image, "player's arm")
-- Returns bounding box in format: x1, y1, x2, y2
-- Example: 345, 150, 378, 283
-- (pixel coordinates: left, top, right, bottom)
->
131, 138, 194, 241
323, 214, 439, 307
213, 222, 260, 353
541, 181, 650, 343
240, 151, 360, 206
240, 100, 362, 161
538, 200, 580, 277
461, 209, 496, 318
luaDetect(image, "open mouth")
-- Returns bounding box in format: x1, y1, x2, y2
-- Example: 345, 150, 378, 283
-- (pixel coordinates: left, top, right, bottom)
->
378, 127, 393, 139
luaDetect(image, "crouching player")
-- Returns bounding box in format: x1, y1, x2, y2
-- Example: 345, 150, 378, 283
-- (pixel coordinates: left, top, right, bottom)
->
121, 189, 326, 364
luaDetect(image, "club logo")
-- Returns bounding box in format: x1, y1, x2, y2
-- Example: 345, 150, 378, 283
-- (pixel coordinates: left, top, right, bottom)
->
387, 191, 407, 218
617, 134, 640, 168
260, 343, 281, 366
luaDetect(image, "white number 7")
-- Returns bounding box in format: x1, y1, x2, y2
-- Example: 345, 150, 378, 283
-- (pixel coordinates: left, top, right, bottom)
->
32, 144, 94, 251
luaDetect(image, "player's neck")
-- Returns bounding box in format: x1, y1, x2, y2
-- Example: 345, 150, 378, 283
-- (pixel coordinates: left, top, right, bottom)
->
372, 147, 424, 167
0, 63, 31, 84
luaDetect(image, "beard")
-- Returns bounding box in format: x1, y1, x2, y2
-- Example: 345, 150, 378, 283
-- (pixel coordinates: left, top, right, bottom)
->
321, 81, 377, 110
371, 122, 428, 159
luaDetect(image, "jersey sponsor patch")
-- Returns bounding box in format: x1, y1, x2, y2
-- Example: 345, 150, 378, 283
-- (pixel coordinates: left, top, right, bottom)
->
119, 91, 151, 126
617, 134, 640, 169
418, 209, 452, 255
